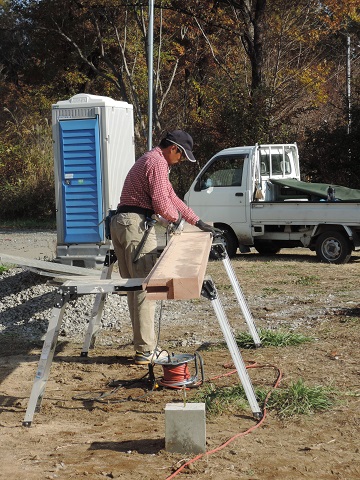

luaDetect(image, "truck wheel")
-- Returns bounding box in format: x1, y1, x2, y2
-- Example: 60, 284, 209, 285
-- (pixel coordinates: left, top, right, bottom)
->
214, 225, 238, 258
315, 231, 352, 264
254, 241, 281, 256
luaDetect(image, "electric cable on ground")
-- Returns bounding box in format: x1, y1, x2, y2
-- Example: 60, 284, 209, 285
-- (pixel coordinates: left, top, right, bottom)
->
72, 369, 156, 403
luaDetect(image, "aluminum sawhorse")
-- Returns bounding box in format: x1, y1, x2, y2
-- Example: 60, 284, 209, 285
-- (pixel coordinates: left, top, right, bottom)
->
23, 279, 262, 425
201, 277, 262, 419
22, 277, 143, 427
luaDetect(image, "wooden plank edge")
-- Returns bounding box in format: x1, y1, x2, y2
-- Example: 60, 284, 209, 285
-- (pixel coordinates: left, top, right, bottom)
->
144, 232, 212, 300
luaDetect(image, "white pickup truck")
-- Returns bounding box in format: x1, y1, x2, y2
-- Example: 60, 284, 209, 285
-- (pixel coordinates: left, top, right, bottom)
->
184, 143, 360, 264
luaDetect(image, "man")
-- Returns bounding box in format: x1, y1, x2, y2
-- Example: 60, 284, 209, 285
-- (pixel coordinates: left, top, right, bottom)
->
110, 130, 217, 365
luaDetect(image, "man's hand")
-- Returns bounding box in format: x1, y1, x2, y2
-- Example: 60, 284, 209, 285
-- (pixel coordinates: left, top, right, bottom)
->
170, 213, 184, 235
195, 220, 222, 235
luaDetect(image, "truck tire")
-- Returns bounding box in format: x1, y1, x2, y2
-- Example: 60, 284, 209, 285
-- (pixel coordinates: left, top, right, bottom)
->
315, 231, 352, 264
254, 241, 281, 256
214, 224, 238, 258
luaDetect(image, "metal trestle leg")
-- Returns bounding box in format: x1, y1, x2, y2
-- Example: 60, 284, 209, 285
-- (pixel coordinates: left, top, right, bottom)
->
23, 288, 73, 426
81, 249, 117, 356
211, 240, 261, 347
202, 278, 262, 419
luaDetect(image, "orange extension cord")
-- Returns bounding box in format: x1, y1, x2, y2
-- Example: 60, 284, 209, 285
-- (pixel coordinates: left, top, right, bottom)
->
165, 361, 283, 480
159, 363, 191, 388
159, 363, 203, 389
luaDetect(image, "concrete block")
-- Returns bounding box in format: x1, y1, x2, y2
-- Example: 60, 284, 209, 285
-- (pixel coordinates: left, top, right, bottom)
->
165, 403, 206, 454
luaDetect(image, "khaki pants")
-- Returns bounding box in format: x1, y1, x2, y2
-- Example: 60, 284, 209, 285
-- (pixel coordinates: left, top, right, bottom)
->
110, 212, 158, 353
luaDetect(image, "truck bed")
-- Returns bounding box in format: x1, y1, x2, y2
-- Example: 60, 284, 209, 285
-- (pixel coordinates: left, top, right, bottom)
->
251, 201, 360, 226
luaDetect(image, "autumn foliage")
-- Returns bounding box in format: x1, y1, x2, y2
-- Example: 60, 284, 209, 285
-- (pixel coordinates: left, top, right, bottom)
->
0, 0, 359, 219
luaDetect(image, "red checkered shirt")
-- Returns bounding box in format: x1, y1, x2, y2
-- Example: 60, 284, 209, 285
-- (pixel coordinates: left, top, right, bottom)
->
119, 146, 200, 225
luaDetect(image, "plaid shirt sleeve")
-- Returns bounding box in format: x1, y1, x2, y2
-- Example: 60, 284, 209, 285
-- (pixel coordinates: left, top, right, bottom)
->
147, 150, 200, 225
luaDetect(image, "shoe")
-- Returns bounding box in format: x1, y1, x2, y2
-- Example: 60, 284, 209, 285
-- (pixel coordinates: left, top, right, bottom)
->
134, 348, 169, 365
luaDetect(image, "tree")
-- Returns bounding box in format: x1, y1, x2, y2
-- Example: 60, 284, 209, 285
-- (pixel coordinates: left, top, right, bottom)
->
0, 0, 359, 217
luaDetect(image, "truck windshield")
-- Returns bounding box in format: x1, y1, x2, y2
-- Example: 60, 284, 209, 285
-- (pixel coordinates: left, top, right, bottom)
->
198, 155, 247, 190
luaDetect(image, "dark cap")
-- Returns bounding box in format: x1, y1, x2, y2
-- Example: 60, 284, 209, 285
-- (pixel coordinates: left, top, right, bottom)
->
165, 130, 196, 162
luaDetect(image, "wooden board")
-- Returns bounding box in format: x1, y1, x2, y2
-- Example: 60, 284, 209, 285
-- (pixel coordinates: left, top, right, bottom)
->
143, 230, 212, 300
0, 253, 97, 277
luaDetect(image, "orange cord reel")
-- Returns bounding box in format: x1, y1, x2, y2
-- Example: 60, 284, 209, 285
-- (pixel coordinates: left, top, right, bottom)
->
153, 352, 204, 389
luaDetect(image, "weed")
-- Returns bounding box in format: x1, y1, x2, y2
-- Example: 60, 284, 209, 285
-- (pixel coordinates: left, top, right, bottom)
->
217, 283, 233, 291
259, 379, 336, 417
235, 329, 313, 349
0, 264, 10, 274
294, 275, 319, 286
193, 379, 335, 418
262, 287, 283, 295
344, 390, 360, 397
193, 383, 249, 415
340, 316, 359, 324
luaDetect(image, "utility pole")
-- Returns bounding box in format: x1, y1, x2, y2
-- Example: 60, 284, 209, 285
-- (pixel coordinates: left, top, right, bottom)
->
346, 33, 351, 135
147, 0, 154, 150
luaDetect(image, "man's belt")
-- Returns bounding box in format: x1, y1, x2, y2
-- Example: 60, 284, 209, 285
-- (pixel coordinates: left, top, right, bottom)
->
116, 205, 155, 217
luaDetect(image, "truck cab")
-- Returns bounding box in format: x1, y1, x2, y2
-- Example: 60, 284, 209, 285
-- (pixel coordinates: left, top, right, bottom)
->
184, 144, 299, 256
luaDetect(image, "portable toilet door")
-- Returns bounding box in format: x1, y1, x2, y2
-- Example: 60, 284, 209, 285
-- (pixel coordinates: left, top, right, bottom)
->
59, 116, 103, 244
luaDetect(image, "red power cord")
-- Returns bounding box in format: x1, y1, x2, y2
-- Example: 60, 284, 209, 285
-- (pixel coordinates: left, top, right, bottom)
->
165, 362, 283, 480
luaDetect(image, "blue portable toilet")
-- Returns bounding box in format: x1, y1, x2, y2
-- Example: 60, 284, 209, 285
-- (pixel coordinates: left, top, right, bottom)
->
52, 94, 135, 267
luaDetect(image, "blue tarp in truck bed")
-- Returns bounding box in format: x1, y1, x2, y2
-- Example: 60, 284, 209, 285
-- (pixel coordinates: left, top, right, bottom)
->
270, 178, 360, 202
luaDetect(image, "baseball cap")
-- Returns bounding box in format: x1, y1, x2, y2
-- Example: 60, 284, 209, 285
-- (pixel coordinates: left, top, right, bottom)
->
165, 130, 196, 162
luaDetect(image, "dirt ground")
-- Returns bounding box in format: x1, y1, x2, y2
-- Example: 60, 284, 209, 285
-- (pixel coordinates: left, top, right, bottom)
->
0, 234, 360, 480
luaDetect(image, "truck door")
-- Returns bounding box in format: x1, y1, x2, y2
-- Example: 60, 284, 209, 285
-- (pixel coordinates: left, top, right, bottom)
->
186, 153, 248, 225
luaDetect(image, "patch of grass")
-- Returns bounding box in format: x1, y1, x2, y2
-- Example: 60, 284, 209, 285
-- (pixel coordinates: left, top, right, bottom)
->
259, 379, 336, 417
292, 274, 320, 286
344, 389, 360, 397
340, 316, 360, 324
193, 379, 335, 418
262, 287, 283, 295
217, 283, 233, 291
291, 298, 315, 305
235, 329, 313, 349
0, 264, 11, 274
193, 383, 249, 415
